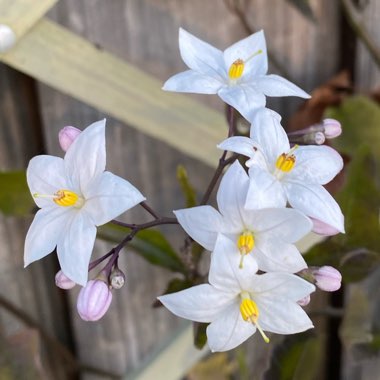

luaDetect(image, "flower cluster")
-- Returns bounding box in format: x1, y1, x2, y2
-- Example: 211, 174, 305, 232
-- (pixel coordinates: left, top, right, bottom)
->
158, 29, 344, 351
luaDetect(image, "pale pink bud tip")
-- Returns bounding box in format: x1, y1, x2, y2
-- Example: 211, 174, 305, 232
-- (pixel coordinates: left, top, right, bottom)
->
297, 295, 311, 306
77, 280, 112, 321
323, 119, 342, 139
314, 266, 342, 292
311, 218, 340, 236
55, 270, 76, 290
58, 126, 81, 152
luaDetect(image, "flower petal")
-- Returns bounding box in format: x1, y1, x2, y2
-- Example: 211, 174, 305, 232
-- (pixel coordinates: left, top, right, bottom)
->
83, 171, 145, 226
218, 84, 266, 121
247, 208, 312, 242
27, 156, 68, 208
24, 207, 71, 266
285, 182, 345, 233
245, 166, 287, 209
162, 70, 222, 94
290, 145, 344, 185
254, 74, 311, 99
254, 236, 307, 273
64, 119, 106, 193
174, 206, 223, 251
250, 108, 289, 167
56, 211, 97, 286
207, 301, 255, 352
158, 284, 235, 323
223, 30, 268, 78
217, 161, 249, 231
209, 234, 258, 292
217, 136, 258, 159
178, 28, 225, 80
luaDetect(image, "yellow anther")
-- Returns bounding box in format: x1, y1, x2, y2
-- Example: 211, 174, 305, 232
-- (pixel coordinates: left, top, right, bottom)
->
275, 145, 299, 173
34, 189, 83, 208
228, 59, 244, 80
237, 231, 255, 268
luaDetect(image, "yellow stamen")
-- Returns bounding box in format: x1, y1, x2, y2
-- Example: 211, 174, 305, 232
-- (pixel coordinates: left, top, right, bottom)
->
228, 50, 263, 80
34, 189, 84, 208
240, 292, 270, 343
275, 145, 299, 173
237, 231, 255, 268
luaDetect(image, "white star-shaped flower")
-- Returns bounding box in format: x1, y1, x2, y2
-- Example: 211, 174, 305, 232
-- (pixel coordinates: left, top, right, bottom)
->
24, 120, 145, 285
218, 107, 345, 232
175, 160, 311, 273
163, 28, 310, 121
159, 234, 315, 352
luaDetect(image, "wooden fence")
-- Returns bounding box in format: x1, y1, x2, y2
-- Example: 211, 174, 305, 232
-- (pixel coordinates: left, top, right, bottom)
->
0, 0, 379, 379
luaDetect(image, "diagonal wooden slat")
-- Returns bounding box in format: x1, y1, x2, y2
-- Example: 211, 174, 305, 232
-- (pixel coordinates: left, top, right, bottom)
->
0, 19, 226, 168
0, 0, 58, 39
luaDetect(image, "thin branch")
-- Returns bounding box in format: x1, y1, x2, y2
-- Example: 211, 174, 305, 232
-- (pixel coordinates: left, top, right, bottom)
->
341, 0, 380, 69
140, 201, 160, 219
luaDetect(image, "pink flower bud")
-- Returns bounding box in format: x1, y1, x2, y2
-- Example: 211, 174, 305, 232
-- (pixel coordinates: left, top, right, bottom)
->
311, 218, 340, 236
297, 295, 310, 306
55, 270, 76, 289
323, 119, 342, 139
58, 126, 81, 152
314, 266, 342, 292
314, 131, 326, 145
77, 280, 112, 321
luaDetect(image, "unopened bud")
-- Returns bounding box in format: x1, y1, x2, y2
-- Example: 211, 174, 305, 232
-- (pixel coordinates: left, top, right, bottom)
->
110, 268, 126, 289
58, 126, 81, 152
77, 280, 112, 321
314, 266, 342, 292
297, 295, 310, 306
323, 119, 342, 139
0, 24, 16, 53
311, 218, 340, 236
55, 270, 76, 290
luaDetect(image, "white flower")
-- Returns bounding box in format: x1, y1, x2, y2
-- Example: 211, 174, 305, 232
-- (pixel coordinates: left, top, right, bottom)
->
24, 120, 145, 285
175, 160, 311, 273
159, 234, 315, 352
163, 28, 310, 121
218, 108, 345, 232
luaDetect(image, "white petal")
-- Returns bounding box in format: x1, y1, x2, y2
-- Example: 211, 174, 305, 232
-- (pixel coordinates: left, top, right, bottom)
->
217, 161, 249, 231
247, 208, 312, 242
223, 30, 268, 78
250, 272, 315, 301
56, 211, 97, 286
83, 171, 145, 226
254, 236, 307, 273
285, 182, 345, 233
162, 70, 222, 94
64, 119, 106, 193
27, 156, 68, 208
217, 136, 258, 159
218, 84, 266, 121
250, 108, 289, 167
178, 28, 225, 80
254, 74, 311, 98
256, 298, 313, 335
290, 145, 344, 185
158, 284, 235, 323
207, 301, 255, 352
174, 206, 223, 251
24, 207, 71, 266
209, 234, 258, 292
245, 166, 286, 209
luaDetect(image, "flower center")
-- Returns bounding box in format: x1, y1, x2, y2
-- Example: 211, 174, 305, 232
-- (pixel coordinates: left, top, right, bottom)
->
240, 291, 270, 343
274, 145, 298, 179
237, 230, 255, 269
33, 189, 84, 208
228, 49, 263, 81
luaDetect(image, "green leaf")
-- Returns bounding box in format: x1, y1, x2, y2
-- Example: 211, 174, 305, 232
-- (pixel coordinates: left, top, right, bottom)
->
285, 0, 316, 22
176, 165, 197, 208
98, 223, 186, 274
0, 171, 34, 216
264, 332, 322, 380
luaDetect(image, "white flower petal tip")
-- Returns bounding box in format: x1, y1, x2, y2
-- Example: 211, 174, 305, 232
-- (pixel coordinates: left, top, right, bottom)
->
311, 218, 341, 236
